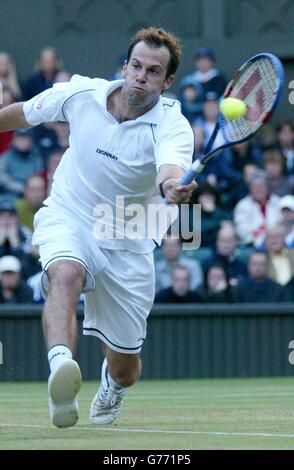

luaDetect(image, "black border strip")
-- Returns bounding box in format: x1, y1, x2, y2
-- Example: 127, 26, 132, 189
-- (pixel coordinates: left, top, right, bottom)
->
83, 327, 145, 351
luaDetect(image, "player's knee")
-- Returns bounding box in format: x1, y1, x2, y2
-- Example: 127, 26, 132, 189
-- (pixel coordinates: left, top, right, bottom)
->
111, 361, 142, 388
48, 262, 86, 293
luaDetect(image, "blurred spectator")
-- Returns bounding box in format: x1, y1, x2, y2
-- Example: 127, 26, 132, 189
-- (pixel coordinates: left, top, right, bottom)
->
0, 85, 16, 154
254, 124, 277, 152
0, 52, 21, 98
0, 128, 43, 202
202, 224, 247, 286
0, 255, 33, 303
263, 226, 294, 285
234, 171, 282, 246
196, 264, 236, 303
43, 147, 64, 194
31, 123, 59, 163
0, 201, 32, 257
185, 47, 226, 97
178, 76, 204, 124
155, 235, 202, 293
192, 124, 206, 160
280, 195, 294, 248
190, 183, 231, 247
234, 251, 290, 302
263, 149, 294, 196
194, 94, 240, 189
154, 266, 201, 303
276, 121, 294, 175
195, 92, 223, 150
21, 47, 63, 100
0, 201, 40, 279
230, 141, 263, 176
225, 163, 259, 211
50, 121, 69, 150
54, 70, 71, 83
109, 53, 127, 80
15, 175, 46, 231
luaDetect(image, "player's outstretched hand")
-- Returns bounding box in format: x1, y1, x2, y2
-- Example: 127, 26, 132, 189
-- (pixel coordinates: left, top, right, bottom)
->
162, 178, 197, 204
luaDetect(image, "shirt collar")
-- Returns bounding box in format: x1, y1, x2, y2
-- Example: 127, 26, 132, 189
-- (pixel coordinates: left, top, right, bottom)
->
93, 79, 164, 125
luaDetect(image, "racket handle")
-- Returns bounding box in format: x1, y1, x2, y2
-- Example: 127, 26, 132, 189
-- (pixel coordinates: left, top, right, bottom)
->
180, 159, 205, 185
180, 169, 197, 185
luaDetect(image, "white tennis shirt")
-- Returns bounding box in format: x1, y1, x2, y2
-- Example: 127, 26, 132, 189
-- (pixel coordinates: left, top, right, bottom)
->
23, 75, 194, 253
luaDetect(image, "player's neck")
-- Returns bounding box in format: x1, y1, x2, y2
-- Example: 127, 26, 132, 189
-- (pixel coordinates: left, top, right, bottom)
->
107, 88, 156, 123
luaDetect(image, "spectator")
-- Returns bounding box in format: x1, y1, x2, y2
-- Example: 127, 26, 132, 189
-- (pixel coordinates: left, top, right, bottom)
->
0, 255, 33, 303
0, 128, 43, 202
280, 195, 294, 248
230, 141, 263, 176
15, 175, 46, 231
155, 235, 202, 293
263, 226, 294, 285
194, 93, 240, 189
234, 171, 282, 246
155, 265, 201, 303
21, 47, 63, 100
276, 121, 294, 175
225, 163, 259, 211
190, 183, 231, 247
202, 224, 247, 286
0, 201, 40, 279
196, 264, 236, 303
54, 70, 71, 83
109, 53, 127, 81
192, 124, 206, 160
0, 85, 16, 154
43, 147, 64, 194
0, 52, 21, 98
178, 76, 204, 124
186, 47, 226, 97
263, 149, 294, 196
235, 251, 290, 302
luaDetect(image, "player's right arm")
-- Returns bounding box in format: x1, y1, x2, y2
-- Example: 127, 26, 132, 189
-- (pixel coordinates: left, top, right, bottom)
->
0, 103, 32, 132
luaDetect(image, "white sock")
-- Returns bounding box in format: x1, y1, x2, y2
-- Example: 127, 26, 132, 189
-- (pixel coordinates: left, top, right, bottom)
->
102, 358, 124, 390
48, 344, 72, 373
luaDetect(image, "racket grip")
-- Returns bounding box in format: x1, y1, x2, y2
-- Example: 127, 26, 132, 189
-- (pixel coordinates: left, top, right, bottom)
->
180, 169, 197, 185
180, 159, 205, 185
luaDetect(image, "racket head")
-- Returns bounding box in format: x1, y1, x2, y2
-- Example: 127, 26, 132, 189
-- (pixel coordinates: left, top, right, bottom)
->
218, 53, 285, 146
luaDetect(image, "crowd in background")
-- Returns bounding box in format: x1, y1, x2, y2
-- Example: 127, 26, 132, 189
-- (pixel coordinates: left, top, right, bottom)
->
0, 46, 293, 304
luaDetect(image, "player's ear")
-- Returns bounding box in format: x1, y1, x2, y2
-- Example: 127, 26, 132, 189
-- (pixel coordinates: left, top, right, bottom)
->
121, 61, 128, 78
162, 74, 175, 91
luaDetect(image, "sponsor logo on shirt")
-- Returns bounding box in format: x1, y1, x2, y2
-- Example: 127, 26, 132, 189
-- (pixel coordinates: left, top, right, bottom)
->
96, 148, 118, 161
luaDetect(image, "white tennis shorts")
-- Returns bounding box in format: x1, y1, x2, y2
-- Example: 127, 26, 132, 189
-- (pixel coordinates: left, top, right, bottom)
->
33, 206, 155, 354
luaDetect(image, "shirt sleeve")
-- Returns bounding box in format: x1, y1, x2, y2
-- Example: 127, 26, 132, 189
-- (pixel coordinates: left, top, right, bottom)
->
22, 74, 96, 126
155, 101, 194, 172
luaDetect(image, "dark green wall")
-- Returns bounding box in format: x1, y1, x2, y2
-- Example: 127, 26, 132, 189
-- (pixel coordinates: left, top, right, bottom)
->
1, 304, 294, 381
0, 0, 293, 120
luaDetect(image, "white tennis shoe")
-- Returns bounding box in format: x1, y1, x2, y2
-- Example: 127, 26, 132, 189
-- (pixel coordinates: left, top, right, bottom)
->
90, 360, 125, 424
48, 359, 82, 428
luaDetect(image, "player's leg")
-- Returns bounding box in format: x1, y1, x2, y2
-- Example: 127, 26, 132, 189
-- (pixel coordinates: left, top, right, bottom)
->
45, 260, 86, 428
90, 347, 141, 425
43, 260, 85, 350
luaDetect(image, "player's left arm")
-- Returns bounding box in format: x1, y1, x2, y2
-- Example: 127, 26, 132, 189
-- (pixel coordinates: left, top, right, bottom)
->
156, 164, 197, 204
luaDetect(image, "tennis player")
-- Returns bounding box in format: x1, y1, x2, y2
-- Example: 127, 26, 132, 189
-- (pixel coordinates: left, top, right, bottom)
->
0, 27, 196, 428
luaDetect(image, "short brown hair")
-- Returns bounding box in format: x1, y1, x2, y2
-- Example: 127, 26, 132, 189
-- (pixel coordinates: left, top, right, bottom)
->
263, 149, 285, 167
127, 27, 182, 78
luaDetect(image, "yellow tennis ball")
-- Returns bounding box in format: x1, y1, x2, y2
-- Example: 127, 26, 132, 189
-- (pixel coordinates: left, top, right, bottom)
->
220, 97, 247, 120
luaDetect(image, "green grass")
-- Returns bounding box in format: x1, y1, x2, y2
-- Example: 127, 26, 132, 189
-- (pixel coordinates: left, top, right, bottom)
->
1, 377, 294, 450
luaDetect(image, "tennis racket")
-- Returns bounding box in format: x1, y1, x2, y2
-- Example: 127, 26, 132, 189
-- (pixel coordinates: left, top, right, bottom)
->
180, 52, 285, 185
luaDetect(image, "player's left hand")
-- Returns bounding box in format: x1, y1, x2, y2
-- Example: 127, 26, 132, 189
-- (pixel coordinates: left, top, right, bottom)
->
162, 178, 197, 204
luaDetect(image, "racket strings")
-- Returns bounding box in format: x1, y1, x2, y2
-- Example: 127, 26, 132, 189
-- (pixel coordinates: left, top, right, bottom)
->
222, 57, 279, 142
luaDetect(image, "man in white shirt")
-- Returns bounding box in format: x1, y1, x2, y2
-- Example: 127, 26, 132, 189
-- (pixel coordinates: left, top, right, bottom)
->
0, 27, 196, 428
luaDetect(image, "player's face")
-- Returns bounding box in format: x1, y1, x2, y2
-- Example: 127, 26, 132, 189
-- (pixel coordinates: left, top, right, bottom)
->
122, 41, 174, 108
